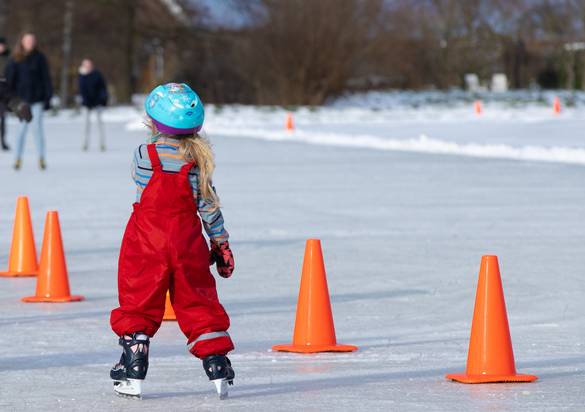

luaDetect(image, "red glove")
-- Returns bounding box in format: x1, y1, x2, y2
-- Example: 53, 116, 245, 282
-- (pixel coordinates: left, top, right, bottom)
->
209, 241, 234, 278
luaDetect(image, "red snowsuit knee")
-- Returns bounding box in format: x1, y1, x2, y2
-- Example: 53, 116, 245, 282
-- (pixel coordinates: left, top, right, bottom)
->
110, 144, 234, 358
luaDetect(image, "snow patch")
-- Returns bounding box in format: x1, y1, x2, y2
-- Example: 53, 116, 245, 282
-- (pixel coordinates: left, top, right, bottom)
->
205, 127, 585, 166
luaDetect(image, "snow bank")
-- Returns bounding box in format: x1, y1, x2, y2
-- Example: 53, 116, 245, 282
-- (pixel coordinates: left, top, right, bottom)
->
330, 89, 585, 109
117, 100, 585, 166
203, 128, 585, 166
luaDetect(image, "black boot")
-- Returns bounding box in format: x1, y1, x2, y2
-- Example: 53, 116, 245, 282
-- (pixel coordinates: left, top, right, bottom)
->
110, 333, 149, 398
203, 355, 234, 399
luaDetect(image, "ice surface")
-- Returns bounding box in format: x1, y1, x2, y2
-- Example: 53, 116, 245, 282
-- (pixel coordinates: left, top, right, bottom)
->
0, 103, 583, 411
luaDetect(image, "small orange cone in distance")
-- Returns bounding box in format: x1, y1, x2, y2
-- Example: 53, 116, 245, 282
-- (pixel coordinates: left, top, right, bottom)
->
285, 113, 294, 131
272, 239, 357, 353
163, 291, 176, 321
446, 256, 537, 383
474, 100, 483, 115
553, 96, 561, 114
22, 211, 84, 303
0, 196, 38, 277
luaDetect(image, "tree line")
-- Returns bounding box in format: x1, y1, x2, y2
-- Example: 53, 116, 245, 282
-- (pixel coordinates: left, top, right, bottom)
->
1, 0, 584, 106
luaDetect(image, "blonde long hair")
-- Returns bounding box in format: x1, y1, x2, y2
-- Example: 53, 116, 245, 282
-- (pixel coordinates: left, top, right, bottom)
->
147, 118, 220, 209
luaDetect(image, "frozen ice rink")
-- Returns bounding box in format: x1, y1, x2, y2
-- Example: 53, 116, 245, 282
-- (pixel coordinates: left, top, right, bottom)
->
0, 102, 583, 411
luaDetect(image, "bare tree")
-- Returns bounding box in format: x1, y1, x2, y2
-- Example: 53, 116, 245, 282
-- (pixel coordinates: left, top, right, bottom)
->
4, 0, 585, 105
59, 0, 74, 107
0, 0, 8, 35
233, 0, 385, 104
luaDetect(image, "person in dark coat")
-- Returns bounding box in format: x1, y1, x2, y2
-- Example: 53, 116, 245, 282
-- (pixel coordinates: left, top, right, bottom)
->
4, 33, 52, 170
0, 37, 10, 150
78, 58, 108, 151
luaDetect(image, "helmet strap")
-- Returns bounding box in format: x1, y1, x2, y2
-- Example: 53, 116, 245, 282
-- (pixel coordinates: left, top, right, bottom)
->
148, 131, 163, 144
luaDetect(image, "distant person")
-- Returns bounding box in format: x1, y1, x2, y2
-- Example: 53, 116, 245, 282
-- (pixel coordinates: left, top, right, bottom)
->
5, 32, 52, 170
0, 37, 10, 150
78, 58, 108, 151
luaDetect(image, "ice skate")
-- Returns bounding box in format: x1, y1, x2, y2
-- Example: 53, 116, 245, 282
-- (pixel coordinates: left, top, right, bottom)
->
110, 332, 149, 399
203, 355, 234, 400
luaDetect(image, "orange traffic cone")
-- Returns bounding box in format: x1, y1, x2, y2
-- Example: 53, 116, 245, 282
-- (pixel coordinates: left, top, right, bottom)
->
446, 256, 537, 383
474, 100, 483, 115
163, 291, 176, 321
272, 239, 357, 353
0, 196, 38, 277
285, 113, 294, 131
553, 96, 561, 114
22, 211, 84, 303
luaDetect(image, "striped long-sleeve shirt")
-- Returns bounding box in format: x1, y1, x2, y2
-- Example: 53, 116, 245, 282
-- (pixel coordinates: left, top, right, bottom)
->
131, 137, 229, 244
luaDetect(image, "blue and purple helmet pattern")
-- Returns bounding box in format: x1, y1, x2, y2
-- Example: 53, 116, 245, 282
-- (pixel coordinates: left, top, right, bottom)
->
145, 83, 204, 135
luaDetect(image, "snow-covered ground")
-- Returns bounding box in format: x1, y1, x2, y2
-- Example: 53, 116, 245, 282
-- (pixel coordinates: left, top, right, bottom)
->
0, 100, 583, 411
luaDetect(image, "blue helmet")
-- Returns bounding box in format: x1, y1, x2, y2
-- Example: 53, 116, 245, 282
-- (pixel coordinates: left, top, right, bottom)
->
145, 83, 204, 135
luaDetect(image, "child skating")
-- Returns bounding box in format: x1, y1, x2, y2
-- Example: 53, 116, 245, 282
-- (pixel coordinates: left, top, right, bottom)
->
110, 83, 235, 399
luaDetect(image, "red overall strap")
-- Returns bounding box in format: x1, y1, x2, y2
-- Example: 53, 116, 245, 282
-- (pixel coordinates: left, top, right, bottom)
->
146, 144, 162, 171
179, 161, 196, 176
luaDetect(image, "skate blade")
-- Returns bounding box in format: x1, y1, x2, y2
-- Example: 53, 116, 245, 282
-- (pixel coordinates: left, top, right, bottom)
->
212, 379, 229, 400
113, 379, 142, 399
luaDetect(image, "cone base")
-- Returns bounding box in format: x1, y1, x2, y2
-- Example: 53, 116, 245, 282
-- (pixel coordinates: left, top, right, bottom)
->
162, 316, 176, 321
272, 343, 358, 353
0, 270, 37, 277
21, 295, 85, 303
446, 373, 538, 384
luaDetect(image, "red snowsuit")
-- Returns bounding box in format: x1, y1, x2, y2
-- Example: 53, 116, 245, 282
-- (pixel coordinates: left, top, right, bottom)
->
110, 144, 234, 358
